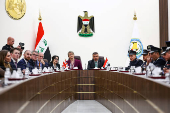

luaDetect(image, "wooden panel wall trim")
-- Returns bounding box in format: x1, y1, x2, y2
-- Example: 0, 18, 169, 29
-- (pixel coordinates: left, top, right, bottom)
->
159, 0, 169, 47
1, 70, 170, 113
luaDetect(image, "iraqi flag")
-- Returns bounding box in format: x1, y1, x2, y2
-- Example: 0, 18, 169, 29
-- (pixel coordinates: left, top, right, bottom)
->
35, 22, 51, 62
103, 57, 108, 68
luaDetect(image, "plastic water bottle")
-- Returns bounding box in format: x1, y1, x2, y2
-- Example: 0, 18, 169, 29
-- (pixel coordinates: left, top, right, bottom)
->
38, 67, 42, 74
17, 68, 23, 78
25, 68, 30, 78
4, 68, 11, 78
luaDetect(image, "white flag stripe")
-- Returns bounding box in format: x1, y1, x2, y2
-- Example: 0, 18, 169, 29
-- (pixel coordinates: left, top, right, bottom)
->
35, 36, 48, 54
132, 21, 140, 38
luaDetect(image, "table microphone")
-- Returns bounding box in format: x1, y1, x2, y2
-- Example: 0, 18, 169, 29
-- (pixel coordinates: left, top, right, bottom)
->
85, 63, 86, 70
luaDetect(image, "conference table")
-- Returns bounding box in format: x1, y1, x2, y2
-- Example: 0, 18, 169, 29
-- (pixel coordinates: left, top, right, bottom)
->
0, 70, 170, 113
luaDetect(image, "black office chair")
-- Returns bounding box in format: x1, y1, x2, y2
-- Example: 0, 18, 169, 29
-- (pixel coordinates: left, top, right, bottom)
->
43, 59, 48, 64
99, 56, 104, 61
74, 56, 82, 62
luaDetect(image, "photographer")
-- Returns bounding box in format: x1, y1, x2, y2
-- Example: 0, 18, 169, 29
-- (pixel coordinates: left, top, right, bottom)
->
2, 37, 14, 51
2, 37, 25, 54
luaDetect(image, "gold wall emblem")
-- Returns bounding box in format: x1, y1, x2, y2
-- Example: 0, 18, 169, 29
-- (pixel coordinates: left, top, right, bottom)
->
5, 0, 26, 20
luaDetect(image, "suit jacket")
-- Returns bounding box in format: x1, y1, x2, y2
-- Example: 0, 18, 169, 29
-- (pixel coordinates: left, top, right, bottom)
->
48, 62, 60, 69
164, 60, 170, 69
153, 57, 166, 69
126, 58, 143, 70
17, 59, 33, 71
10, 59, 17, 70
29, 59, 38, 69
67, 59, 83, 70
36, 60, 48, 69
87, 59, 104, 70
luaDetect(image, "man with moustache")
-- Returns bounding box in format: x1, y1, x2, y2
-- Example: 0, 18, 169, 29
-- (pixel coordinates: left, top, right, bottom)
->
17, 50, 32, 73
163, 41, 170, 73
141, 49, 149, 70
29, 51, 39, 69
87, 52, 104, 70
125, 50, 143, 70
37, 53, 48, 69
147, 46, 166, 69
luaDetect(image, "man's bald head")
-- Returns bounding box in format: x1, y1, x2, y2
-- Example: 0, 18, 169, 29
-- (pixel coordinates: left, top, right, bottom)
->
7, 37, 14, 46
38, 53, 44, 61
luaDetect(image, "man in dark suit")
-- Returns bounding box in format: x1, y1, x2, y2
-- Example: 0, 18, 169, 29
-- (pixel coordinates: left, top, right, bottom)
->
29, 51, 39, 69
163, 41, 170, 73
2, 37, 14, 51
36, 53, 48, 69
87, 52, 104, 70
17, 50, 32, 73
141, 49, 149, 69
125, 50, 143, 70
10, 48, 20, 70
148, 46, 166, 69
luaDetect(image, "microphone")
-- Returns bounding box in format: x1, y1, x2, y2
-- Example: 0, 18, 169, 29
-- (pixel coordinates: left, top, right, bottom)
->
85, 63, 86, 70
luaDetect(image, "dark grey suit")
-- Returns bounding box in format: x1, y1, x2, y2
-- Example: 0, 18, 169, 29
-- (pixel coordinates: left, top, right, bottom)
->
87, 59, 104, 70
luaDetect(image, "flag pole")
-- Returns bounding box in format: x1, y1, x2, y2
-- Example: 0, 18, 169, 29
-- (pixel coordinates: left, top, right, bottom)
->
38, 9, 42, 21
125, 10, 138, 66
133, 10, 137, 20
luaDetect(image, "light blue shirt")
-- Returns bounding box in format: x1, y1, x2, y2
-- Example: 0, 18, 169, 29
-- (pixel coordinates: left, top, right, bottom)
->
37, 60, 42, 67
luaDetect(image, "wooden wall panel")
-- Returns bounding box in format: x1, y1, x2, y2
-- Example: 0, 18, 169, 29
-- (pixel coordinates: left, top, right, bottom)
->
1, 70, 170, 112
159, 0, 169, 47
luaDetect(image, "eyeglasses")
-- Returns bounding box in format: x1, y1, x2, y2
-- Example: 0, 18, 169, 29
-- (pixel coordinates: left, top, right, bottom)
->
32, 54, 39, 56
55, 58, 58, 60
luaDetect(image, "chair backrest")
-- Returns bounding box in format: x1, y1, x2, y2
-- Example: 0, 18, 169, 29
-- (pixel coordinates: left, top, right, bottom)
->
74, 56, 81, 62
43, 59, 48, 64
99, 56, 104, 61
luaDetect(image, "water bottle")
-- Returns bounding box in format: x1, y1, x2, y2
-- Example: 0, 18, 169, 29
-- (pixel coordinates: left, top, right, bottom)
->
17, 68, 23, 78
25, 68, 30, 78
4, 68, 11, 78
107, 62, 110, 71
38, 67, 42, 74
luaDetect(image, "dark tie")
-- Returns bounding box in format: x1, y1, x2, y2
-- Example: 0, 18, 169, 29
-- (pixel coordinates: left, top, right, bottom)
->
35, 61, 37, 67
15, 62, 17, 68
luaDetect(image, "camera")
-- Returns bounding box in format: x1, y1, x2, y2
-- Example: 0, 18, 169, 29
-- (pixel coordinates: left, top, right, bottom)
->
19, 42, 25, 50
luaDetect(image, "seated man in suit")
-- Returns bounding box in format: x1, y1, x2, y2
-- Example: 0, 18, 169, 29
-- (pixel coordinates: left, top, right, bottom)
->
67, 51, 82, 70
125, 50, 143, 70
163, 41, 170, 73
141, 49, 149, 69
29, 51, 39, 69
87, 52, 104, 70
17, 50, 32, 73
10, 48, 20, 70
147, 46, 166, 69
37, 53, 48, 69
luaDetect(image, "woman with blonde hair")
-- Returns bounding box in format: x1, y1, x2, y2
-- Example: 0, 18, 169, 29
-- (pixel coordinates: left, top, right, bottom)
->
0, 50, 12, 71
67, 51, 82, 70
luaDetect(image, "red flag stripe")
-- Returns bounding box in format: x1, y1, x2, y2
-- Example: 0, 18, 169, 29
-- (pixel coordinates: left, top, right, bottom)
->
103, 57, 108, 67
35, 22, 44, 50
